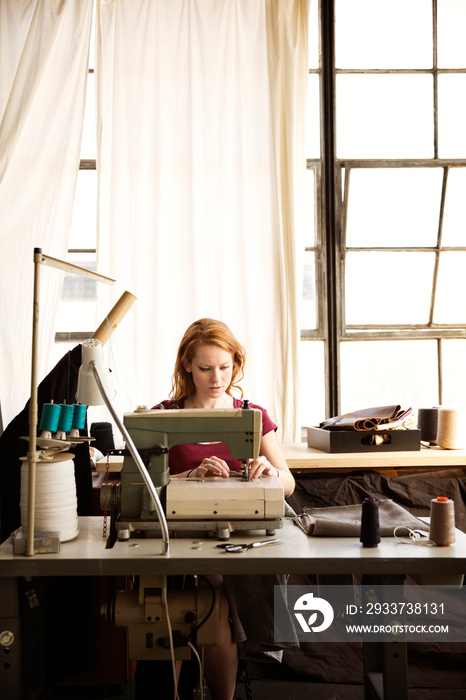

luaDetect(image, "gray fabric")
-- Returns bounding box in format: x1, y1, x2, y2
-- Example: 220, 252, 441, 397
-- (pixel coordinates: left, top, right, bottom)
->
294, 499, 429, 537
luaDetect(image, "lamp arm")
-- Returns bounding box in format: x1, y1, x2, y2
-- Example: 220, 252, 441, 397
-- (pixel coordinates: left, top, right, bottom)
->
90, 361, 170, 555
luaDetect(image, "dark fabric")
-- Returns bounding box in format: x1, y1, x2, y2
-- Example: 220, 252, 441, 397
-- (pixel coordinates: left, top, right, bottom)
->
287, 469, 466, 534
0, 345, 93, 543
320, 405, 411, 431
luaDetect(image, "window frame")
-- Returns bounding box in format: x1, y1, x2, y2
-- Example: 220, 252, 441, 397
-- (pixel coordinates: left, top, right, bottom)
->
302, 0, 466, 418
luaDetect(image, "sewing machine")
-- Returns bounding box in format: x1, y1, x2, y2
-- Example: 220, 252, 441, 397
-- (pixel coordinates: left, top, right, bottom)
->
103, 404, 285, 543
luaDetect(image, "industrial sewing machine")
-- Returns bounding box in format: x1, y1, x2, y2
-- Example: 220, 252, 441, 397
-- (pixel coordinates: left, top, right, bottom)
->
99, 404, 285, 665
102, 403, 285, 544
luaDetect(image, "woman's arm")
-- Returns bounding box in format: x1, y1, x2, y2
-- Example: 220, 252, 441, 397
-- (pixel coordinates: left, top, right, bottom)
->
248, 430, 295, 497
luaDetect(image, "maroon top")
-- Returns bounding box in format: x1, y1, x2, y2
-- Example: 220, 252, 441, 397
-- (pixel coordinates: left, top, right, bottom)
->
152, 398, 277, 474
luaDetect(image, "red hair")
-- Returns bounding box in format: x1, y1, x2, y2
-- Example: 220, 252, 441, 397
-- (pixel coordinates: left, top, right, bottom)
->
170, 318, 246, 402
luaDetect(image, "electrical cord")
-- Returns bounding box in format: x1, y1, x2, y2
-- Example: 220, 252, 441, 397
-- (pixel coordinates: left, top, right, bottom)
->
162, 577, 181, 700
188, 641, 205, 699
195, 575, 217, 632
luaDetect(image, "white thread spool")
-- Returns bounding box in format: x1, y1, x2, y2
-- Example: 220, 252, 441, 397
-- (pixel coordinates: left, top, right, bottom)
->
436, 408, 464, 450
20, 457, 79, 542
429, 496, 456, 546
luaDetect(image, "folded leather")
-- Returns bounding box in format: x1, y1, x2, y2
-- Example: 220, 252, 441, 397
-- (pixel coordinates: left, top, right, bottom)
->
320, 405, 412, 431
294, 500, 429, 537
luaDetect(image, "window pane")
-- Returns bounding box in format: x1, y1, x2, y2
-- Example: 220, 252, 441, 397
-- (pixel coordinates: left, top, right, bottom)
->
80, 73, 96, 159
335, 0, 432, 69
299, 340, 325, 428
336, 75, 434, 159
438, 0, 466, 68
340, 340, 439, 414
53, 252, 98, 334
442, 340, 466, 408
303, 167, 316, 246
438, 75, 466, 159
442, 168, 466, 247
345, 252, 435, 325
306, 74, 321, 159
434, 252, 466, 324
302, 250, 317, 330
346, 169, 442, 247
69, 170, 97, 249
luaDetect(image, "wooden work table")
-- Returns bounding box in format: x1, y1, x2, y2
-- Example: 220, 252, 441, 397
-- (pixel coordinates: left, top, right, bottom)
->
95, 445, 466, 477
279, 443, 466, 475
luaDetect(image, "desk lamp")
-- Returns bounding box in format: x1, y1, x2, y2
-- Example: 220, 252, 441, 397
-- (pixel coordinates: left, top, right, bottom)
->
26, 248, 115, 556
76, 339, 170, 555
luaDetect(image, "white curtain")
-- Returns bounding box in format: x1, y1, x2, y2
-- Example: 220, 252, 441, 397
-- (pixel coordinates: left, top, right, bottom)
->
0, 0, 93, 427
96, 0, 309, 442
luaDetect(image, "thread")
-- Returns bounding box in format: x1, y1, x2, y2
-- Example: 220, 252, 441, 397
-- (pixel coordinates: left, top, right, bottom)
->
57, 404, 75, 433
71, 404, 87, 430
429, 496, 456, 546
90, 421, 115, 454
20, 458, 79, 542
417, 407, 439, 444
360, 497, 381, 548
39, 403, 61, 433
436, 408, 464, 449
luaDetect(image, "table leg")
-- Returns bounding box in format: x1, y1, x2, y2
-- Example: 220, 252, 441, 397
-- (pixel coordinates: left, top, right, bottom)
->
362, 574, 409, 700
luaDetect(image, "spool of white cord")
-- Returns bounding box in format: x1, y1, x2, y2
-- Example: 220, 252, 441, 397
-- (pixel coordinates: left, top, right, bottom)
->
20, 457, 79, 542
436, 408, 464, 450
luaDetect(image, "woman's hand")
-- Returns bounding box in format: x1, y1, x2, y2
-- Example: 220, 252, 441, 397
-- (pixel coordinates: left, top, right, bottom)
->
247, 455, 278, 480
189, 456, 231, 478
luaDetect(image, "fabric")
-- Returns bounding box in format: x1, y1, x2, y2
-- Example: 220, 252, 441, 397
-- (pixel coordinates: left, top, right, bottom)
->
153, 398, 277, 474
320, 405, 413, 431
95, 0, 310, 443
294, 499, 429, 537
287, 470, 466, 534
0, 0, 93, 428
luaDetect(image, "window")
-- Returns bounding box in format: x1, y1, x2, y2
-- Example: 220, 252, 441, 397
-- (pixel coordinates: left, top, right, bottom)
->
51, 30, 97, 369
301, 0, 466, 427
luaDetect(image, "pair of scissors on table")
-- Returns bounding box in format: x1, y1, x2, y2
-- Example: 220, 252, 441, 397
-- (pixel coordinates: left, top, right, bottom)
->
216, 539, 280, 553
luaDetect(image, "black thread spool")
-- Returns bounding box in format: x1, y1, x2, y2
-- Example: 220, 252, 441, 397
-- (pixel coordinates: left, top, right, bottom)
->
90, 421, 115, 455
360, 497, 381, 548
417, 407, 439, 445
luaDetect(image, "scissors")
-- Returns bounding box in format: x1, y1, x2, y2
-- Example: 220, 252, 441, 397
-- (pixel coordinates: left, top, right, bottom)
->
216, 539, 280, 553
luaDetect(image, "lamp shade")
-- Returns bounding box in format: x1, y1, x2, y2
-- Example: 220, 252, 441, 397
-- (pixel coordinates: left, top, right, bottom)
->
76, 339, 116, 406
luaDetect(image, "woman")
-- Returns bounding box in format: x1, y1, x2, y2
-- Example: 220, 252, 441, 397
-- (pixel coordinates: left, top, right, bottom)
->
153, 318, 295, 700
155, 317, 295, 495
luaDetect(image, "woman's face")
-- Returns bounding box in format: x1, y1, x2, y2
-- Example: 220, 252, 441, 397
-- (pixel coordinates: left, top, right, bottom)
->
185, 344, 234, 403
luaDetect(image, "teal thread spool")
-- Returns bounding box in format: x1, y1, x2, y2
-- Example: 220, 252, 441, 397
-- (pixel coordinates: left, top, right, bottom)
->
71, 404, 87, 431
57, 404, 74, 433
39, 403, 61, 433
